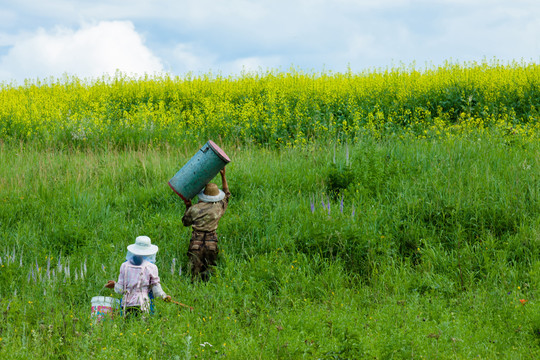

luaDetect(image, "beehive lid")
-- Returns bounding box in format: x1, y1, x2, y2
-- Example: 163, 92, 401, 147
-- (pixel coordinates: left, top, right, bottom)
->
208, 140, 231, 163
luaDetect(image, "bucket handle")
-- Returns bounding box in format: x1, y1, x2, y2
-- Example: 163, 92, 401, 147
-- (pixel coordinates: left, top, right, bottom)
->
99, 284, 119, 298
100, 284, 112, 293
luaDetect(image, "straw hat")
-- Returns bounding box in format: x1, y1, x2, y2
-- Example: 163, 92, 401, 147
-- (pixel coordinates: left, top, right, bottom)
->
127, 236, 159, 256
197, 183, 225, 203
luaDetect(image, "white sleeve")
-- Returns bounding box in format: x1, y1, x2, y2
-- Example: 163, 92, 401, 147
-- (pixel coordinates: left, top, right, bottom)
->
114, 282, 124, 294
151, 283, 167, 299
114, 264, 125, 294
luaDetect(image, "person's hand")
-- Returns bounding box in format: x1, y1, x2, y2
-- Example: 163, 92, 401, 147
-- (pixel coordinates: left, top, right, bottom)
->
183, 198, 192, 208
164, 295, 172, 302
220, 167, 226, 176
105, 280, 115, 289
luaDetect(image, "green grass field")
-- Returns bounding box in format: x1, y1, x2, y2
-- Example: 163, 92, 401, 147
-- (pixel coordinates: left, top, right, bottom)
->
0, 134, 539, 359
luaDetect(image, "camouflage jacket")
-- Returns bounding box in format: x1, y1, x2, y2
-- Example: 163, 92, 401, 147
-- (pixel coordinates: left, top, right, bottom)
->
182, 191, 231, 232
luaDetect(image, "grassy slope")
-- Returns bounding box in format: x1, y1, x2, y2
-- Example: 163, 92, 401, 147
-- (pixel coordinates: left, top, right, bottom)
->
0, 136, 539, 359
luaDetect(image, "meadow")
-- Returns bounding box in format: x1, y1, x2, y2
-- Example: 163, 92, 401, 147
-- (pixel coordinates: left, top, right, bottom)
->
0, 61, 539, 359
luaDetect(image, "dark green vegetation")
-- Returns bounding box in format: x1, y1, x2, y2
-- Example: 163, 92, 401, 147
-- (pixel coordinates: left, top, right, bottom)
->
0, 135, 539, 359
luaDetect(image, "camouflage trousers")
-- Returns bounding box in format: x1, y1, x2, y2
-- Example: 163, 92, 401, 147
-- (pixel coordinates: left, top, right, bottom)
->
187, 230, 219, 282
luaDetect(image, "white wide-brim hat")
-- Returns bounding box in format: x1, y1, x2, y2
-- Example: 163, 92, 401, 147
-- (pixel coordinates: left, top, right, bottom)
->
127, 236, 159, 256
198, 189, 225, 203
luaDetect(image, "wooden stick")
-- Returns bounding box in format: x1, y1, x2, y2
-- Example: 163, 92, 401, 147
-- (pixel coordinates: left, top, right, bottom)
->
169, 299, 193, 311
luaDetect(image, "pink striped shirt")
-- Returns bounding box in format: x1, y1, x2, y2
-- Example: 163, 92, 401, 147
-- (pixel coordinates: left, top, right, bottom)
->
114, 260, 162, 311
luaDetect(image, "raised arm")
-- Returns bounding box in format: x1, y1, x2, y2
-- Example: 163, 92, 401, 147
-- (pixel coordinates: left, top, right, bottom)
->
220, 167, 230, 195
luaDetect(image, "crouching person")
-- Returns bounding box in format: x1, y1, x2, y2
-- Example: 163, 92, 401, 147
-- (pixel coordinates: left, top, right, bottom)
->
105, 236, 171, 317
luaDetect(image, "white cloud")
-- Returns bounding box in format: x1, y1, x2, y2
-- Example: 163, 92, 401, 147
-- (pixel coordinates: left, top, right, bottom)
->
1, 1, 540, 82
166, 42, 284, 76
225, 56, 284, 74
0, 21, 164, 84
168, 43, 216, 75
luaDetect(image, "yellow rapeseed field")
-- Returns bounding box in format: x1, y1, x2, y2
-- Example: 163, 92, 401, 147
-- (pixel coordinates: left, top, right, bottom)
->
1, 60, 539, 147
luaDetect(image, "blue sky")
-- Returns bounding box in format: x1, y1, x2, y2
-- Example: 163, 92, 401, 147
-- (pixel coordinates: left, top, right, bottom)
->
1, 0, 539, 84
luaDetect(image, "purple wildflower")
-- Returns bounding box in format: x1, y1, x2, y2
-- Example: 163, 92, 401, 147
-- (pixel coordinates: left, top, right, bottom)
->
171, 258, 176, 275
310, 200, 315, 213
352, 205, 355, 217
340, 196, 344, 213
327, 196, 331, 215
179, 265, 182, 277
46, 256, 51, 279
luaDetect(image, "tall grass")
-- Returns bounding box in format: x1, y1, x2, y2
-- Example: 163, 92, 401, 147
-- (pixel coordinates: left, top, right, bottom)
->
0, 135, 539, 358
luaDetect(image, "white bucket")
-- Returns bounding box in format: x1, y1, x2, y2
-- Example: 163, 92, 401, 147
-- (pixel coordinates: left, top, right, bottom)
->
91, 296, 120, 321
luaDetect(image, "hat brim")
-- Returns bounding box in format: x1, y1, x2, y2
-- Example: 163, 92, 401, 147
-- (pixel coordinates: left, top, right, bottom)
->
127, 244, 159, 256
198, 189, 225, 203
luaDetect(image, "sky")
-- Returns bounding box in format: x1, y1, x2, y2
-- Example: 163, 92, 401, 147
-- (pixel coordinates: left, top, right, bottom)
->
0, 0, 539, 84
